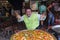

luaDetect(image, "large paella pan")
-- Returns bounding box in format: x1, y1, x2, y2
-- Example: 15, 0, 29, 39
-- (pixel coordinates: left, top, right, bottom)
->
10, 30, 56, 40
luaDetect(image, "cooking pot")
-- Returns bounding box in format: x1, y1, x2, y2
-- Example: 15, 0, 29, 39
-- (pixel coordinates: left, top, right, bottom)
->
52, 25, 60, 33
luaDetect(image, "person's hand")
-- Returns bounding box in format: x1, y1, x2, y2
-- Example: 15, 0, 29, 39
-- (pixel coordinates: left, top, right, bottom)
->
15, 12, 19, 16
41, 14, 45, 18
16, 15, 21, 21
14, 10, 20, 16
48, 26, 52, 29
14, 10, 21, 19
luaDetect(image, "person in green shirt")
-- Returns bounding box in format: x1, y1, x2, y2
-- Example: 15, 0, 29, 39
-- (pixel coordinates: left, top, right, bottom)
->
15, 8, 45, 30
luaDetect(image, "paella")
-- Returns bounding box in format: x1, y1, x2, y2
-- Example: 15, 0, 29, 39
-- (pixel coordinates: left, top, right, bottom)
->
10, 30, 56, 40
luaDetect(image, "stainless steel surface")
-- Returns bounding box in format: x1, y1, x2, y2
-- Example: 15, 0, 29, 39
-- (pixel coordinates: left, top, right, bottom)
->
52, 25, 60, 33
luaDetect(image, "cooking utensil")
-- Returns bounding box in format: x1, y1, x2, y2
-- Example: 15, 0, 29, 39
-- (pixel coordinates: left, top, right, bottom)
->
52, 25, 60, 33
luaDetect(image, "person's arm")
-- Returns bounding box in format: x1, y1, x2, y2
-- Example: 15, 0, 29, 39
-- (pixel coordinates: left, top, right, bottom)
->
15, 11, 21, 20
38, 14, 47, 21
17, 16, 24, 22
37, 14, 41, 21
15, 11, 24, 22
